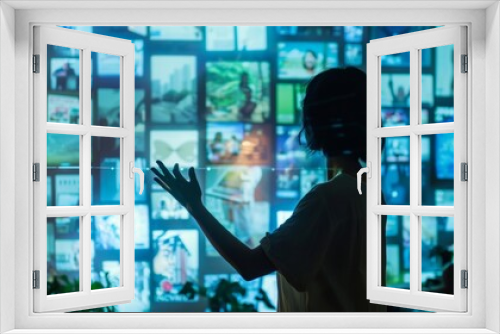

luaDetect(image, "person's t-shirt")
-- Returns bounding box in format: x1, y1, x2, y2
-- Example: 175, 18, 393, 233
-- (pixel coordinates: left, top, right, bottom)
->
260, 173, 386, 312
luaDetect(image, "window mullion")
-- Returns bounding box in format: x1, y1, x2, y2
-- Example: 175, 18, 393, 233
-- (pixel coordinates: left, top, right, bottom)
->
82, 47, 92, 294
409, 47, 420, 295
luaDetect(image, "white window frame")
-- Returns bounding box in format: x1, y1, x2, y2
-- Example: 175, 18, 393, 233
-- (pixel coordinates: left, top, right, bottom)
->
32, 25, 136, 313
1, 2, 499, 333
366, 26, 467, 312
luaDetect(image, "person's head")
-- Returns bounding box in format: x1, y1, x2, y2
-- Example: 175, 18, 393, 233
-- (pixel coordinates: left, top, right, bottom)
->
300, 67, 367, 163
302, 50, 318, 71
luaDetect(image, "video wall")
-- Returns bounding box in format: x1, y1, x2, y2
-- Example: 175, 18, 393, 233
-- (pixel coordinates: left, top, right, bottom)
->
46, 25, 454, 312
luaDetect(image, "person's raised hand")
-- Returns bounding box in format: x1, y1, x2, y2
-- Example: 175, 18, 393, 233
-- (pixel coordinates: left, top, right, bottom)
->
151, 161, 202, 213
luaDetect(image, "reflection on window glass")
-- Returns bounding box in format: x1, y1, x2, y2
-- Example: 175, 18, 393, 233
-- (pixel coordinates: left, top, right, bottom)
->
47, 133, 80, 206
91, 137, 120, 205
91, 216, 121, 290
380, 52, 410, 128
422, 44, 453, 124
47, 44, 80, 124
95, 88, 121, 127
421, 216, 454, 295
436, 45, 454, 98
47, 217, 80, 295
381, 73, 410, 108
92, 52, 121, 127
422, 133, 454, 206
381, 137, 410, 205
382, 215, 410, 290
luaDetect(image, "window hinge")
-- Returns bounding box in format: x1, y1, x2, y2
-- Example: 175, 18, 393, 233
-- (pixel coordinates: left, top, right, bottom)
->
33, 163, 40, 182
461, 162, 468, 181
461, 54, 468, 73
33, 54, 40, 73
33, 270, 40, 289
461, 270, 468, 289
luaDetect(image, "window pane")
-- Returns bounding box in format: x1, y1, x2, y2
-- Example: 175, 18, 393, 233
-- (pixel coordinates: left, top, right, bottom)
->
91, 215, 121, 290
381, 52, 410, 127
421, 216, 454, 295
381, 137, 410, 205
47, 134, 80, 206
421, 133, 454, 206
382, 215, 410, 290
422, 44, 454, 124
92, 52, 121, 127
47, 217, 81, 295
47, 45, 80, 124
91, 137, 120, 205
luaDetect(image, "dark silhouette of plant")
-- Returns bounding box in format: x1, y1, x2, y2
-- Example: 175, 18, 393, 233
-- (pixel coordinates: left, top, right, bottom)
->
179, 278, 276, 312
47, 273, 116, 312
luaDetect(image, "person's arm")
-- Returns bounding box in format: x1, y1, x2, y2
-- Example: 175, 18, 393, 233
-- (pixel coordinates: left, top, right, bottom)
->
189, 200, 275, 281
151, 161, 275, 281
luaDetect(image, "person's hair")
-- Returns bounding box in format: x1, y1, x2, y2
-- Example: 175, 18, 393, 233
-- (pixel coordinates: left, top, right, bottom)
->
300, 67, 368, 161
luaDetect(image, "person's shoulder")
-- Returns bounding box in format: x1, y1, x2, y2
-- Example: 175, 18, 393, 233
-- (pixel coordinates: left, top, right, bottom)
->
325, 173, 358, 194
310, 174, 362, 210
301, 174, 359, 205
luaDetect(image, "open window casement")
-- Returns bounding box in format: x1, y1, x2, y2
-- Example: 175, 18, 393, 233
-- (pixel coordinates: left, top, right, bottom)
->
33, 26, 142, 312
364, 25, 467, 312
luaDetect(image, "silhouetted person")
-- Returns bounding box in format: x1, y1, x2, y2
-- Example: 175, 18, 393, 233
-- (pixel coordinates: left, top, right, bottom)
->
53, 62, 77, 91
388, 77, 410, 107
239, 86, 257, 121
151, 67, 386, 312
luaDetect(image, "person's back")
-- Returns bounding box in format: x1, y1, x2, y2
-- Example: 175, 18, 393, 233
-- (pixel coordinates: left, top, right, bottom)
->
261, 174, 385, 312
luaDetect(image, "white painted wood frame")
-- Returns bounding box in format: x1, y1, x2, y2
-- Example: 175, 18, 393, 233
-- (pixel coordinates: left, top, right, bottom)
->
32, 25, 136, 313
366, 26, 467, 312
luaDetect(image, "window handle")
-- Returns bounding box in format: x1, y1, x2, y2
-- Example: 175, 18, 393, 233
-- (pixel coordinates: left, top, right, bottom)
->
357, 162, 371, 195
129, 161, 144, 195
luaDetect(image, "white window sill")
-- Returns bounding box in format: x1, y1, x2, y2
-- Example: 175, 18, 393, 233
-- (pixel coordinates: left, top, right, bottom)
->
3, 330, 498, 334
